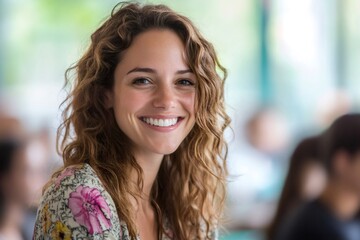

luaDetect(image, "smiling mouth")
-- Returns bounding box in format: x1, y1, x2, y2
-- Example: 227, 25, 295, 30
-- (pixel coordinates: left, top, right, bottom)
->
140, 117, 182, 127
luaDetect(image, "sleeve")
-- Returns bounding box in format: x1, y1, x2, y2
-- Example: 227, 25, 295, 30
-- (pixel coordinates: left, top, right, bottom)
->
211, 229, 218, 240
33, 165, 120, 240
199, 219, 219, 240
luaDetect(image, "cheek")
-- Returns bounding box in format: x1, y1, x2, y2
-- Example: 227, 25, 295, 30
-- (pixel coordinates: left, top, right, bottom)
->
115, 89, 147, 117
345, 160, 360, 190
182, 93, 196, 117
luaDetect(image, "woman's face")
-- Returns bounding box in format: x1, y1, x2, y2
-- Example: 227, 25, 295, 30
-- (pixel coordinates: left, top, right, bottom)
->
108, 29, 196, 157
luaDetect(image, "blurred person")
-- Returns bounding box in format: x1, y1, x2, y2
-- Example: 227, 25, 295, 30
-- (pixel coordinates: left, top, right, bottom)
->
0, 115, 25, 140
225, 107, 291, 230
0, 137, 31, 239
315, 88, 352, 129
0, 140, 25, 240
246, 107, 290, 156
266, 135, 327, 240
0, 114, 50, 240
277, 113, 360, 240
21, 129, 53, 239
25, 128, 52, 207
34, 2, 230, 240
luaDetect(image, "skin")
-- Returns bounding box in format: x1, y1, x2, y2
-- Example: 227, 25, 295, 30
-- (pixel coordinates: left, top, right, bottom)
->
345, 152, 360, 193
107, 29, 196, 239
300, 162, 326, 200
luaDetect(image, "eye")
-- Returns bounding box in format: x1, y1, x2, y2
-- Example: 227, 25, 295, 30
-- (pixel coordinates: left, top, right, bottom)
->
132, 77, 151, 85
177, 79, 195, 86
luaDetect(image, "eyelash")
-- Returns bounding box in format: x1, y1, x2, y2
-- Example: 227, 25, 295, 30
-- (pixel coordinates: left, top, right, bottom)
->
131, 78, 195, 87
177, 79, 195, 86
132, 78, 151, 85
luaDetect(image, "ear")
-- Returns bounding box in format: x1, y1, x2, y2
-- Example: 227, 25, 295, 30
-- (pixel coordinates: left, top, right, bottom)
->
104, 89, 114, 109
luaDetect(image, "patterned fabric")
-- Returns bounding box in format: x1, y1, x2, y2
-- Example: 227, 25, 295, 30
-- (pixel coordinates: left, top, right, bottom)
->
33, 164, 175, 240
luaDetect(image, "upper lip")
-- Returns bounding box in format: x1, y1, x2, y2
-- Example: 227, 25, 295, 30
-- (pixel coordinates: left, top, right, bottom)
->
139, 115, 184, 119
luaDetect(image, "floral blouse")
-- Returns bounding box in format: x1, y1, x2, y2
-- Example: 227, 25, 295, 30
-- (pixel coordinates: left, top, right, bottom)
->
33, 163, 176, 240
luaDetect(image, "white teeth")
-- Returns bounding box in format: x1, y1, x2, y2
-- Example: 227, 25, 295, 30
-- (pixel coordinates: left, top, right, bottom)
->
142, 117, 178, 127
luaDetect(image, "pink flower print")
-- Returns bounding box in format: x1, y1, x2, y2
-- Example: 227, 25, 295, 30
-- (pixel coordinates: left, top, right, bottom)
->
68, 186, 112, 234
55, 167, 76, 188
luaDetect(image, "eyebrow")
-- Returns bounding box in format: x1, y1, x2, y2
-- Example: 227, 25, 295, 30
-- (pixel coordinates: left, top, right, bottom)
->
176, 69, 193, 74
126, 67, 193, 75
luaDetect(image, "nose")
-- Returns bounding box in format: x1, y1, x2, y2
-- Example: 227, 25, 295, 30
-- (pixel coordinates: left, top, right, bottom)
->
152, 84, 176, 110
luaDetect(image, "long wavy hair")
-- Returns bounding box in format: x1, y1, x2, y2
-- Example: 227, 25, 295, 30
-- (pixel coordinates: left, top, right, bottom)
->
55, 2, 230, 239
266, 135, 322, 240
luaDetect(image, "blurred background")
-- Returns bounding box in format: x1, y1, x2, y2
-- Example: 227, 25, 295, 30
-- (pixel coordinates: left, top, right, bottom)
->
0, 0, 359, 239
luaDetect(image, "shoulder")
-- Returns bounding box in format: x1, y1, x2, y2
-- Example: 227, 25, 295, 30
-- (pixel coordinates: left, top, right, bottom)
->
34, 164, 124, 239
276, 200, 344, 240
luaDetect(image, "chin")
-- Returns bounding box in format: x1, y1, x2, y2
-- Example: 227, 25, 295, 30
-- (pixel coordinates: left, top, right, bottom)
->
150, 144, 180, 155
158, 148, 179, 155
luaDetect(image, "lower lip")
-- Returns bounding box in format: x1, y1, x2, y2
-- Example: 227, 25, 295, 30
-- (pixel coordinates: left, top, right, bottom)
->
140, 118, 183, 132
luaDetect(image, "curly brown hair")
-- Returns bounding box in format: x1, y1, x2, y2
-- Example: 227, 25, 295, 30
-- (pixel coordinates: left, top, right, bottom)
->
55, 2, 230, 239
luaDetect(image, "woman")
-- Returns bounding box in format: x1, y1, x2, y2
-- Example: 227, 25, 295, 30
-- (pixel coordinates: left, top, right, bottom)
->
266, 135, 327, 240
34, 2, 230, 240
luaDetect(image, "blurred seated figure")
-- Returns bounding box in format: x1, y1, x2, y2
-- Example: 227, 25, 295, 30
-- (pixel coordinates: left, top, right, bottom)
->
22, 128, 52, 239
0, 116, 32, 240
315, 88, 352, 129
0, 115, 25, 140
266, 135, 327, 240
246, 107, 290, 156
225, 107, 291, 230
0, 140, 29, 240
277, 114, 360, 240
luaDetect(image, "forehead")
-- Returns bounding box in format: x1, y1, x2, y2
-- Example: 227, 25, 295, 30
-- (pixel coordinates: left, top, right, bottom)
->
116, 29, 188, 70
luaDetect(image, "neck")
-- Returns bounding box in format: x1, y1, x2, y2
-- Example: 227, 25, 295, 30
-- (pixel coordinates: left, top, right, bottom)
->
131, 149, 164, 208
320, 179, 360, 220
